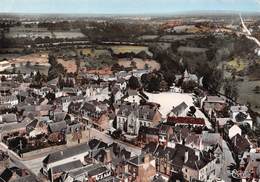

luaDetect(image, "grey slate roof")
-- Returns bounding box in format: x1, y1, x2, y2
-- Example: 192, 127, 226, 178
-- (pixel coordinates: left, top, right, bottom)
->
52, 160, 83, 174
171, 102, 188, 116
143, 143, 215, 170
118, 103, 157, 121
10, 175, 38, 182
43, 143, 90, 164
48, 121, 67, 133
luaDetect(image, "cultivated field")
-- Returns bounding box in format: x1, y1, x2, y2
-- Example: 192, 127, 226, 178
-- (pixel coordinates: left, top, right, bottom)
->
110, 45, 152, 56
9, 53, 49, 65
118, 58, 160, 71
57, 59, 77, 73
78, 48, 111, 58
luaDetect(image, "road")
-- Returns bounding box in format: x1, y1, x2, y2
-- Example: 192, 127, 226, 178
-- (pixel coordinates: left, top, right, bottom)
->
0, 142, 41, 176
89, 127, 142, 156
221, 140, 235, 182
0, 126, 142, 176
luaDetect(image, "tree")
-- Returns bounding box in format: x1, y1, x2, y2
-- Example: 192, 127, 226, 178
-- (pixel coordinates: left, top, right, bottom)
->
48, 53, 66, 81
147, 75, 161, 92
201, 65, 223, 92
34, 70, 42, 82
128, 75, 140, 90
109, 93, 115, 108
111, 63, 124, 73
163, 70, 176, 87
16, 70, 23, 83
223, 79, 238, 101
182, 80, 197, 93
144, 63, 149, 70
187, 106, 196, 117
1, 76, 6, 82
253, 86, 260, 94
130, 61, 137, 69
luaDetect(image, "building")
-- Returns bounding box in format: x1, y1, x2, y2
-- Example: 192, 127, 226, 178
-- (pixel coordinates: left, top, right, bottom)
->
127, 154, 156, 182
42, 143, 90, 176
61, 163, 112, 182
117, 103, 162, 135
167, 117, 205, 127
202, 96, 226, 113
239, 151, 260, 181
0, 61, 11, 72
143, 142, 216, 181
0, 95, 18, 108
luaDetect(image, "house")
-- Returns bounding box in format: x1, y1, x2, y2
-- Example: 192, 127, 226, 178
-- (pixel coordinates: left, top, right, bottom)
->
17, 104, 52, 117
61, 164, 112, 182
231, 106, 253, 128
226, 124, 242, 139
158, 125, 174, 145
231, 134, 250, 157
0, 95, 18, 108
111, 86, 124, 103
92, 142, 132, 170
170, 83, 183, 93
202, 96, 226, 113
42, 143, 90, 176
26, 119, 48, 138
117, 103, 162, 135
51, 160, 83, 181
63, 87, 82, 96
48, 121, 67, 133
80, 101, 109, 131
167, 117, 205, 127
0, 121, 30, 141
0, 61, 11, 72
0, 114, 17, 124
168, 102, 188, 117
201, 132, 222, 150
61, 96, 84, 112
239, 152, 260, 181
183, 69, 198, 83
143, 142, 216, 181
138, 126, 159, 145
127, 154, 156, 182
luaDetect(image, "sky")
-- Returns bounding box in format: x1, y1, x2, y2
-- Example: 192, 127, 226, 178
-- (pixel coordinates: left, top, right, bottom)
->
0, 0, 260, 14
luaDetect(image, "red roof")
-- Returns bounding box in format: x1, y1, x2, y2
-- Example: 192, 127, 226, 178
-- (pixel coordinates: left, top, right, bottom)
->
167, 117, 205, 125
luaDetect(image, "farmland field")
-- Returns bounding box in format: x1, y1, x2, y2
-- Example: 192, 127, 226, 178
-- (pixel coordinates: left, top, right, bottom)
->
118, 58, 160, 71
78, 48, 111, 58
57, 59, 77, 73
8, 53, 49, 65
110, 45, 153, 56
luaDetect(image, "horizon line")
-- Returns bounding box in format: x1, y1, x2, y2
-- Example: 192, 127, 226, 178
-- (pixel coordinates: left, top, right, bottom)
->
0, 10, 260, 17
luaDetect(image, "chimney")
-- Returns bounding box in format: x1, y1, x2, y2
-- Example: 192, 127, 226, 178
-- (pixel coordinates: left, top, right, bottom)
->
184, 150, 189, 163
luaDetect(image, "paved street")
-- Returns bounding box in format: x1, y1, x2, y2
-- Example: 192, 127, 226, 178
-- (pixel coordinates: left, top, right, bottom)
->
89, 127, 142, 156
221, 140, 235, 182
0, 126, 142, 177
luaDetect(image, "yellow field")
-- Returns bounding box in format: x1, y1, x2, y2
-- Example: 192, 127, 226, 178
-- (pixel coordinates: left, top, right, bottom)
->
77, 48, 110, 58
111, 46, 151, 55
226, 58, 247, 72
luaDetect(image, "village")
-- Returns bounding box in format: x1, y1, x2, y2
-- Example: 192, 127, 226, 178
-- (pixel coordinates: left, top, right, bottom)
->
0, 48, 259, 182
